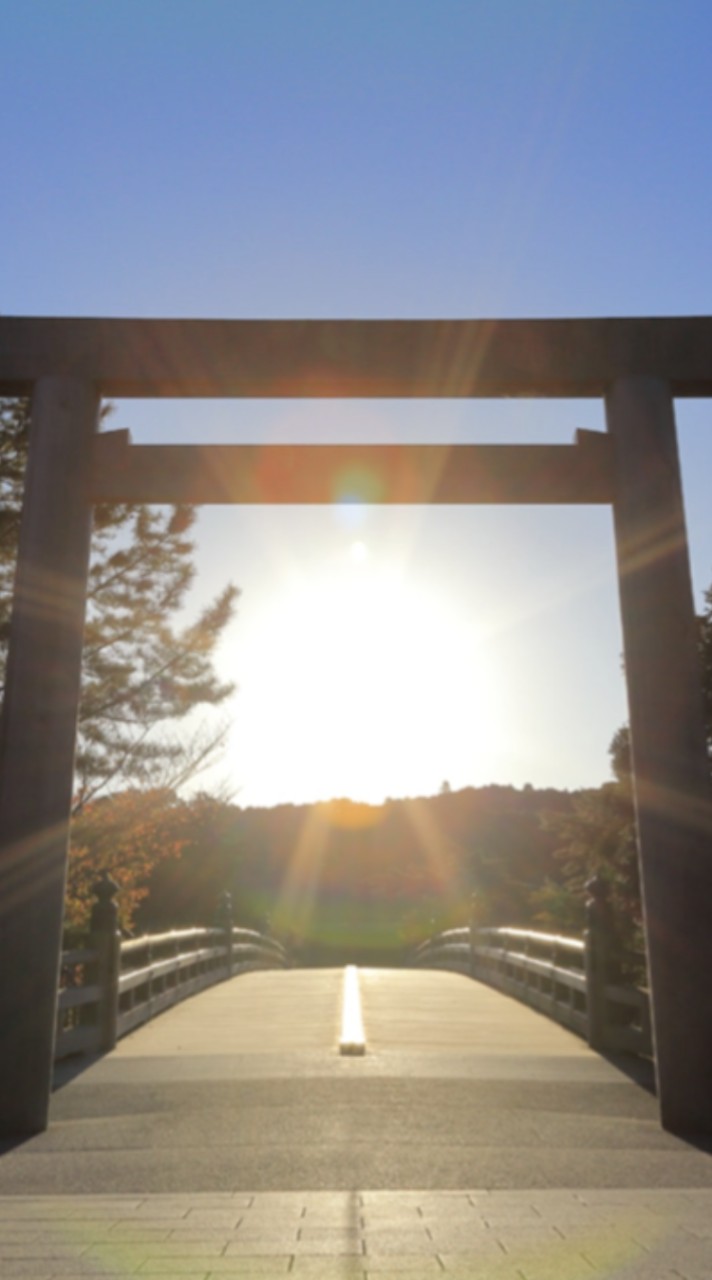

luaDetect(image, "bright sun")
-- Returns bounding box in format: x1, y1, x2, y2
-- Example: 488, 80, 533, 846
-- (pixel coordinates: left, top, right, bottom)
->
349, 539, 369, 565
228, 536, 503, 806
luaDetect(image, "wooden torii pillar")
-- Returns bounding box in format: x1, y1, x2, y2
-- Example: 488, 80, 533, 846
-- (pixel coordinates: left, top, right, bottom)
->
1, 317, 711, 1137
0, 377, 99, 1136
606, 376, 712, 1134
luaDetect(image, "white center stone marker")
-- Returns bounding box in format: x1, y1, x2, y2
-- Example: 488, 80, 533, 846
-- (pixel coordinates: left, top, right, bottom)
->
339, 964, 366, 1055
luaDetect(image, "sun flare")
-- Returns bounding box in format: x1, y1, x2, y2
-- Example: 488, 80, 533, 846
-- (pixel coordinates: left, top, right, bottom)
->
225, 535, 504, 805
349, 539, 369, 564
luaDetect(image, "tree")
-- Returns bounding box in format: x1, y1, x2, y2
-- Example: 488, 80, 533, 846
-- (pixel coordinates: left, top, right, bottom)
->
537, 567, 712, 955
65, 787, 189, 937
135, 790, 245, 932
537, 746, 638, 944
1, 398, 239, 808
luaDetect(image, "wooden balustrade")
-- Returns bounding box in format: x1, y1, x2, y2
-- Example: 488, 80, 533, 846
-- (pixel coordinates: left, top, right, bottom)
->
55, 910, 289, 1062
412, 919, 652, 1058
56, 880, 651, 1065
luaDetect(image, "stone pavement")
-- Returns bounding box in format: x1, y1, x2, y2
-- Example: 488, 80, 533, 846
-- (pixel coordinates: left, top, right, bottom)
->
1, 968, 711, 1277
3, 1189, 712, 1278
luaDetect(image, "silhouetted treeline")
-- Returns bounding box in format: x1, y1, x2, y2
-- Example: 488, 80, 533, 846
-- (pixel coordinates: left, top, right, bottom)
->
136, 785, 576, 965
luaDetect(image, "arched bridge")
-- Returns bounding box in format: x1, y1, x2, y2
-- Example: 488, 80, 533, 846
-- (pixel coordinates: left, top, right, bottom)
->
2, 931, 712, 1276
54, 905, 651, 1066
10, 959, 702, 1196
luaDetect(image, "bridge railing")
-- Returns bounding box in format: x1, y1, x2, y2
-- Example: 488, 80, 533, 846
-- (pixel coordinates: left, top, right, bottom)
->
413, 921, 652, 1058
56, 910, 288, 1061
470, 926, 588, 1038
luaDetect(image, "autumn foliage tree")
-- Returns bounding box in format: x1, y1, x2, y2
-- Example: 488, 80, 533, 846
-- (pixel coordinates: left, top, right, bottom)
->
65, 788, 190, 938
537, 574, 712, 957
1, 397, 238, 808
535, 729, 638, 943
1, 398, 239, 931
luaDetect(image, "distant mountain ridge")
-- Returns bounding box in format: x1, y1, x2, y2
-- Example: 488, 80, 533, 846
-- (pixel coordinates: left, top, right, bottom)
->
138, 783, 583, 965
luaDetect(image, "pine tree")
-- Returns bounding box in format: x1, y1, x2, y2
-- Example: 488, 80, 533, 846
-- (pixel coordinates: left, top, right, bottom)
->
0, 398, 238, 808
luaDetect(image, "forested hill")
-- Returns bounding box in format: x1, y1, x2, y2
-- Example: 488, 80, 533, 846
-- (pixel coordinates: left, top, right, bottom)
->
136, 784, 579, 965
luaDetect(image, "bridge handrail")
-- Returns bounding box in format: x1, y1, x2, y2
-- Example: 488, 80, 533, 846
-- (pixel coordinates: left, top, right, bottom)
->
119, 925, 287, 964
412, 922, 651, 1057
231, 928, 287, 958
120, 926, 224, 961
476, 925, 585, 958
56, 917, 288, 1061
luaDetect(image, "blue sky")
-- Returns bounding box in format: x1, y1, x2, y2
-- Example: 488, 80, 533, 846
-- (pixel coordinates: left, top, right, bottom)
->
3, 2, 712, 805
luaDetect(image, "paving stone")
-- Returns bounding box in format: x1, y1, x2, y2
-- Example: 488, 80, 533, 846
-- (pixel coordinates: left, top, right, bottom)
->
492, 1224, 565, 1244
106, 1225, 173, 1241
426, 1230, 504, 1251
133, 1205, 193, 1220
290, 1261, 365, 1277
230, 1229, 300, 1243
3, 1186, 712, 1277
183, 1212, 244, 1228
363, 1229, 433, 1254
293, 1240, 363, 1255
0, 1245, 93, 1259
200, 1261, 290, 1277
141, 1259, 291, 1273
297, 1227, 362, 1240
438, 1259, 526, 1278
0, 1262, 134, 1276
363, 1273, 440, 1280
516, 1263, 601, 1279
0, 1271, 55, 1279
301, 1210, 363, 1225
361, 1260, 443, 1274
206, 1269, 296, 1279
361, 1213, 423, 1227
166, 1230, 244, 1242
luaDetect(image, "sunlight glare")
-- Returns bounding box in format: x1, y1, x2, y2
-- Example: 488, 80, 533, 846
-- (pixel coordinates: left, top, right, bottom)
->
226, 533, 505, 805
350, 540, 369, 565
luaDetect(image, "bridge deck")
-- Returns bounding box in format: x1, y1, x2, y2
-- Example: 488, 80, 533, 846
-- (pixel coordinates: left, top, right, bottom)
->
1, 968, 711, 1277
100, 964, 595, 1064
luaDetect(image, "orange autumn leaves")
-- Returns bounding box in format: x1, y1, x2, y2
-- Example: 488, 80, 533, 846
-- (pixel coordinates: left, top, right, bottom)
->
66, 788, 188, 937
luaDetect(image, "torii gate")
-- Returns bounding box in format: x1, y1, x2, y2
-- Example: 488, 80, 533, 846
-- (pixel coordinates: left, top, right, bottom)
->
1, 316, 711, 1138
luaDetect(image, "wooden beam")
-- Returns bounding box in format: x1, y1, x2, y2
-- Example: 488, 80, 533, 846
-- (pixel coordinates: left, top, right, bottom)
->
2, 315, 712, 399
92, 433, 613, 505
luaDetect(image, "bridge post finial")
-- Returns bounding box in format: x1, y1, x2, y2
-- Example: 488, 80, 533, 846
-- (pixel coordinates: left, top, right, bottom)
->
90, 871, 120, 933
215, 890, 234, 977
584, 874, 616, 1051
89, 872, 121, 1052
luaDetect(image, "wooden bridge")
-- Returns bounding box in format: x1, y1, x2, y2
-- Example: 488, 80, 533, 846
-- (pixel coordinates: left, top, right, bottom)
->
2, 946, 712, 1276
55, 914, 652, 1066
7, 959, 710, 1197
